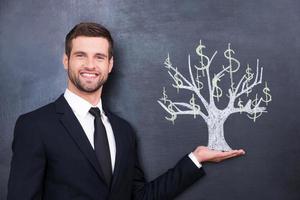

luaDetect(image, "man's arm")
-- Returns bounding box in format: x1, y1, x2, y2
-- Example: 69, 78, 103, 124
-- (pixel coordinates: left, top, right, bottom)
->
131, 143, 245, 200
132, 149, 205, 200
7, 115, 46, 200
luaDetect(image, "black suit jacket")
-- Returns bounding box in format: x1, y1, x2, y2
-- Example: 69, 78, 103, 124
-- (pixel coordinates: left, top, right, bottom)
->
7, 95, 205, 200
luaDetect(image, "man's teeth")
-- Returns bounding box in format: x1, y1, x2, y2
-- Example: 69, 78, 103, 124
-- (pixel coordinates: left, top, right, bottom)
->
81, 73, 97, 77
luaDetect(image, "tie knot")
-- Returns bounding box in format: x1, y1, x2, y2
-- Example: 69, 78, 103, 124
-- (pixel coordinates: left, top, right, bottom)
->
89, 107, 101, 118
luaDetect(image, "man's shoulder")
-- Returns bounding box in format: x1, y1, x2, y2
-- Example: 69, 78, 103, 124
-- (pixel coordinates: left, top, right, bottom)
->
18, 96, 61, 123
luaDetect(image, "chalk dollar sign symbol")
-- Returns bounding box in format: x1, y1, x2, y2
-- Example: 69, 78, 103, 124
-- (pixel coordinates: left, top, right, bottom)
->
237, 98, 243, 114
173, 68, 183, 93
165, 104, 177, 124
212, 75, 223, 102
245, 64, 254, 81
195, 40, 209, 76
189, 94, 200, 118
224, 44, 240, 73
196, 70, 204, 90
262, 82, 272, 106
247, 94, 262, 122
223, 43, 240, 89
164, 54, 172, 69
160, 87, 168, 104
245, 64, 254, 96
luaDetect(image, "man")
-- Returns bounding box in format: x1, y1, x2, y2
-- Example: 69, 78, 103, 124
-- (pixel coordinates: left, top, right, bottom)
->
7, 22, 245, 200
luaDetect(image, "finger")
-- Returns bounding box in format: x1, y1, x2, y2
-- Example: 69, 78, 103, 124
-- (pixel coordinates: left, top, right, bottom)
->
223, 149, 245, 156
236, 149, 246, 154
219, 150, 240, 157
219, 151, 244, 160
240, 149, 246, 154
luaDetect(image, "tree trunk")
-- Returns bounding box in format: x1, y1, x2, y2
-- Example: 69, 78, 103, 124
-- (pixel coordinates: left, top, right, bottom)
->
207, 120, 232, 151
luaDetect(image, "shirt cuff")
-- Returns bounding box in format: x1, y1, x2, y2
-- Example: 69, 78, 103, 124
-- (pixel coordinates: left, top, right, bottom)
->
188, 152, 202, 168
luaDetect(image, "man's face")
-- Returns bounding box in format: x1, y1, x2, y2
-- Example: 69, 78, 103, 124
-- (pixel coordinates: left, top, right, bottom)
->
63, 36, 113, 94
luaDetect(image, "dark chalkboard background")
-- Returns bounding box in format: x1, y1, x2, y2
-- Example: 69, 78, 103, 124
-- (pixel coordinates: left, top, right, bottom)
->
1, 0, 300, 199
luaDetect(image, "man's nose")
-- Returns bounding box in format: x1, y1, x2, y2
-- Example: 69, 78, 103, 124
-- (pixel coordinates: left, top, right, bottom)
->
85, 58, 96, 69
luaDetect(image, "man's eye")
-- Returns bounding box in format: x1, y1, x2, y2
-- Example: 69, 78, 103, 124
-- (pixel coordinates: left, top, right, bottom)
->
96, 56, 104, 60
76, 54, 84, 57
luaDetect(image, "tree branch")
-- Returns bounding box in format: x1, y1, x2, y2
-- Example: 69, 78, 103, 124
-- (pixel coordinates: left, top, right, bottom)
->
188, 55, 209, 109
235, 60, 263, 99
157, 100, 208, 122
206, 51, 218, 105
230, 97, 267, 115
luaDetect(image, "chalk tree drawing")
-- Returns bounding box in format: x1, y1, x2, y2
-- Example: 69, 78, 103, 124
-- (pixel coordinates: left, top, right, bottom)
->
158, 41, 272, 151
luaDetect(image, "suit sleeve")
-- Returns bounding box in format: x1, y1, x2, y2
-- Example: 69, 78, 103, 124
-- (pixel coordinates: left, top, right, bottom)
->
131, 138, 205, 200
7, 115, 46, 200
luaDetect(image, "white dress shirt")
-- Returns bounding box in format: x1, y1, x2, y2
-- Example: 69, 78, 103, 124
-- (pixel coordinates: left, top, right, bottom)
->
64, 89, 116, 172
64, 89, 201, 171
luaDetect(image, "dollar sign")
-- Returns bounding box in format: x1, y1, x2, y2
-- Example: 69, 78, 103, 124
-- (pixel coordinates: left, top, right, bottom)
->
237, 98, 243, 114
247, 94, 263, 122
173, 68, 183, 93
165, 103, 177, 124
262, 82, 272, 106
223, 43, 240, 89
245, 64, 254, 81
195, 40, 209, 76
245, 64, 254, 96
196, 70, 204, 90
164, 54, 172, 69
189, 94, 200, 118
212, 75, 223, 102
160, 87, 168, 104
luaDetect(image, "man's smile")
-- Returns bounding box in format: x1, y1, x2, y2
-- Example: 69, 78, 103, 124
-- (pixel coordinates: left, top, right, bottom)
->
80, 72, 99, 79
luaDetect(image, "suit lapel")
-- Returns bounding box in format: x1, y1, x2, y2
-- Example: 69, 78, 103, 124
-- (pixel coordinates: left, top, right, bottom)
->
55, 95, 107, 184
104, 110, 124, 189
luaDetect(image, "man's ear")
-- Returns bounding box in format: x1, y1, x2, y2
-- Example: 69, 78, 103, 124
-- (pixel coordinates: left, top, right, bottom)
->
108, 56, 114, 73
63, 54, 69, 70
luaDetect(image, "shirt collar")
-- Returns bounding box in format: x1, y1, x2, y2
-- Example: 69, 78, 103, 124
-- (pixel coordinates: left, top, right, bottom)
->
64, 89, 103, 117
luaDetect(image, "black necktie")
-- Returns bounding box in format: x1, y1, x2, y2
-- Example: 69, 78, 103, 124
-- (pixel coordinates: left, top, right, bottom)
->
89, 107, 112, 185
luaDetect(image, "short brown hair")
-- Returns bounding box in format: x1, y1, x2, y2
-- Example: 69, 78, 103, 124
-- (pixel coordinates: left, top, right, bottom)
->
65, 22, 114, 58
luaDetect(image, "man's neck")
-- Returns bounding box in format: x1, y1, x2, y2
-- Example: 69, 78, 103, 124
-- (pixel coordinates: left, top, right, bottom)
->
67, 86, 102, 106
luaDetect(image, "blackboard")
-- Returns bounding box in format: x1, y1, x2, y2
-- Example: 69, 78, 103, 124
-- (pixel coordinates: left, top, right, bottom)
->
1, 0, 300, 199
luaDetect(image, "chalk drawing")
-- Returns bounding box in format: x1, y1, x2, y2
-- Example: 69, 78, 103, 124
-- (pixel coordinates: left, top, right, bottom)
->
158, 41, 272, 151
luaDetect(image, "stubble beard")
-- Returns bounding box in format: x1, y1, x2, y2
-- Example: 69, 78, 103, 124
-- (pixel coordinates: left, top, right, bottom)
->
67, 67, 108, 93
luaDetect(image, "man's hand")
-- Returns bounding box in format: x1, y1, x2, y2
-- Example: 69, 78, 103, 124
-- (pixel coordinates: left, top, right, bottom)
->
193, 146, 245, 163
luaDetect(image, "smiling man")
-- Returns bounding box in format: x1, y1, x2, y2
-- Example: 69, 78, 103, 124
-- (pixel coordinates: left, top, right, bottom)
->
64, 36, 113, 104
7, 22, 245, 200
